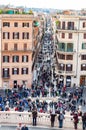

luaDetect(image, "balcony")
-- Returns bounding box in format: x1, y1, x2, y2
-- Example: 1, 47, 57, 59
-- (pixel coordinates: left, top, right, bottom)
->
57, 48, 74, 53
2, 75, 10, 79
2, 48, 33, 52
57, 27, 77, 32
57, 70, 75, 75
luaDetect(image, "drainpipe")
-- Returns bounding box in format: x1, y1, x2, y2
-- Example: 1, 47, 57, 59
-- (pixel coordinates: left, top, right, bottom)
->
76, 18, 80, 87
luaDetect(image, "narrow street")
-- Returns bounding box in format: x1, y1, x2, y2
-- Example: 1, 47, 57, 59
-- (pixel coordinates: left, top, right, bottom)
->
32, 18, 57, 97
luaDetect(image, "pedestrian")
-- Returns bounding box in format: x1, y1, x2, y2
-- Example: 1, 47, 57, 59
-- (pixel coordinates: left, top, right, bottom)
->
82, 112, 86, 130
58, 111, 65, 128
73, 112, 79, 130
32, 107, 37, 126
50, 111, 56, 127
16, 123, 22, 130
21, 124, 28, 130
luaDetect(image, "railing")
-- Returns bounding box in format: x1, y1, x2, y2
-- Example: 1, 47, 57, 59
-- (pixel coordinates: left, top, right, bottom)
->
0, 111, 82, 129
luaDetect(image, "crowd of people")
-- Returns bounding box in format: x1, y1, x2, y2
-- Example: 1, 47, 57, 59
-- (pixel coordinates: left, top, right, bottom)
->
0, 20, 86, 130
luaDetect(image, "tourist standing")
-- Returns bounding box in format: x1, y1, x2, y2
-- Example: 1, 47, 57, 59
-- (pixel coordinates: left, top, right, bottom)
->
58, 112, 65, 128
73, 112, 79, 130
50, 111, 56, 127
32, 107, 37, 126
82, 112, 86, 130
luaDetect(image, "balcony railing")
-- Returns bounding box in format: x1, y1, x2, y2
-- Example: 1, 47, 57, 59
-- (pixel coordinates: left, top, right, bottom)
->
0, 111, 82, 129
57, 27, 77, 31
2, 75, 10, 78
57, 48, 74, 52
57, 70, 75, 75
2, 49, 33, 52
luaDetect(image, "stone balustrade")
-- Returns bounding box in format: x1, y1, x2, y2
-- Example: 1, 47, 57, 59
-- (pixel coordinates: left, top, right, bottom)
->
0, 111, 82, 129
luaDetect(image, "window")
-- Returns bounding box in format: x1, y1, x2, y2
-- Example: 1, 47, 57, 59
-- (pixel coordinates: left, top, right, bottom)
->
58, 53, 65, 59
83, 22, 86, 28
14, 44, 18, 50
3, 68, 9, 78
3, 22, 10, 27
4, 43, 8, 50
12, 68, 19, 75
81, 64, 86, 71
3, 32, 10, 39
67, 43, 73, 52
22, 55, 28, 62
13, 32, 19, 39
21, 68, 28, 74
66, 64, 72, 71
66, 55, 73, 60
3, 56, 9, 62
14, 22, 18, 27
68, 33, 72, 39
24, 44, 27, 50
81, 55, 86, 60
83, 33, 86, 39
82, 43, 86, 49
67, 22, 74, 30
58, 64, 65, 71
12, 56, 19, 62
22, 32, 29, 39
22, 23, 29, 27
62, 21, 65, 29
62, 33, 65, 38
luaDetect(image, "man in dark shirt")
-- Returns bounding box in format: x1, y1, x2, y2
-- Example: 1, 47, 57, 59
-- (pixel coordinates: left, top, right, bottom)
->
21, 124, 28, 130
32, 107, 37, 126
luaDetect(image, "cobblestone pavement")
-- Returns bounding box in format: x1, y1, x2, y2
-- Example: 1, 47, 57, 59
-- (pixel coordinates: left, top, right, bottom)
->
0, 126, 74, 130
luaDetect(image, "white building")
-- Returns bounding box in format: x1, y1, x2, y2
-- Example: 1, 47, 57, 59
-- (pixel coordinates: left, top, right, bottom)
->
52, 14, 86, 87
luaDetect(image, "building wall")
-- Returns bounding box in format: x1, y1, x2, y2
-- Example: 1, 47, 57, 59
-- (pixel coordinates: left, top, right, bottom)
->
1, 14, 39, 88
55, 15, 86, 87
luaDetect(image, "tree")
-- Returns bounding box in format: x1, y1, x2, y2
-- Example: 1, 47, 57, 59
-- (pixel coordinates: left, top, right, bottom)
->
28, 10, 34, 15
0, 9, 3, 14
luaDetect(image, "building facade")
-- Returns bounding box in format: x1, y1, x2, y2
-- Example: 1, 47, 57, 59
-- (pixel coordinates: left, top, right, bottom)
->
0, 14, 43, 89
53, 14, 86, 87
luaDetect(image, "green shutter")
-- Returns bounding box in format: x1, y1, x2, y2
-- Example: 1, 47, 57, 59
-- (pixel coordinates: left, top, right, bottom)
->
82, 43, 84, 49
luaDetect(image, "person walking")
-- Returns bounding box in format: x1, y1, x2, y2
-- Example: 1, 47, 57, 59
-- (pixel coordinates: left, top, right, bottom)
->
73, 112, 79, 130
82, 112, 86, 130
58, 111, 65, 128
21, 124, 28, 130
50, 111, 56, 127
32, 107, 37, 126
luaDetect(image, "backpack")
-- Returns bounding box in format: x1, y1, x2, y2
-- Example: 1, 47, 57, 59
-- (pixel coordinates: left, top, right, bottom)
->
58, 114, 64, 120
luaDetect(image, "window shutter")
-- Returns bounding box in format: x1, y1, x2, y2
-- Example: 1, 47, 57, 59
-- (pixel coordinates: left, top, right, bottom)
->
27, 33, 29, 39
22, 23, 24, 27
3, 56, 5, 62
21, 68, 23, 74
12, 68, 14, 74
26, 68, 28, 74
82, 43, 84, 49
8, 32, 9, 39
27, 23, 29, 27
8, 56, 9, 62
26, 56, 28, 62
17, 68, 19, 74
22, 56, 23, 62
12, 56, 14, 62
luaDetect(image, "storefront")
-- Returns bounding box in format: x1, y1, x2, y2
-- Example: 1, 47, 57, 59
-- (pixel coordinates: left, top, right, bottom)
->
66, 76, 71, 87
80, 76, 86, 86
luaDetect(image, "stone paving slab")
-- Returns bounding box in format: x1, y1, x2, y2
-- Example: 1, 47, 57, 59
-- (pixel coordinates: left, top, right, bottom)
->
0, 126, 76, 130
